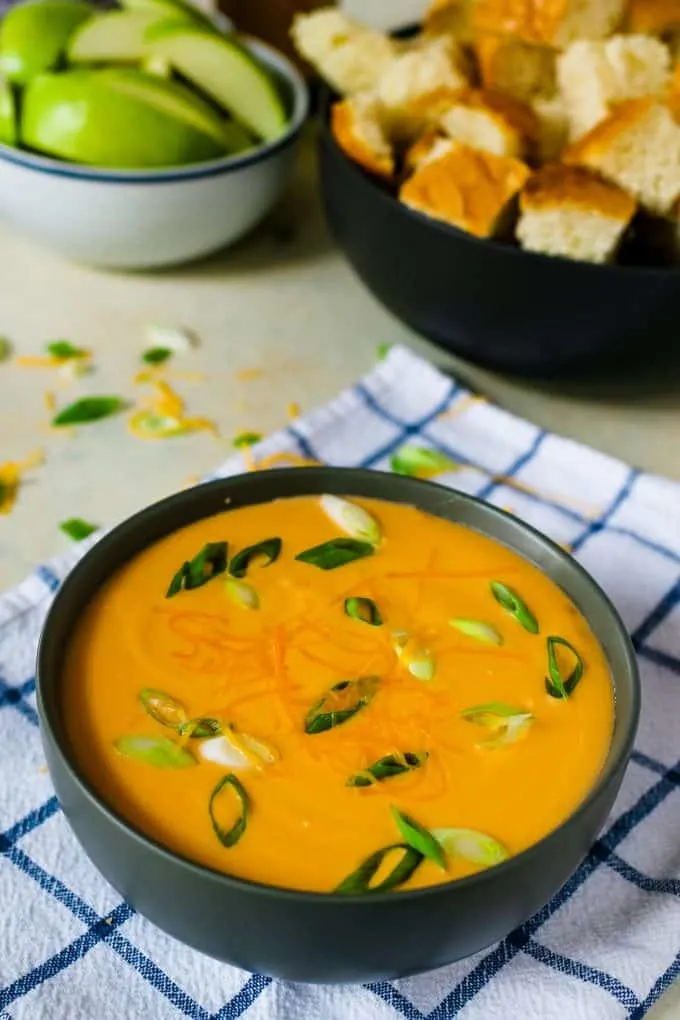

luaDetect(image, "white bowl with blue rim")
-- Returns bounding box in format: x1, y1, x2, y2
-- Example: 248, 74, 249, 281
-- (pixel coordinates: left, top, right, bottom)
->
0, 38, 308, 270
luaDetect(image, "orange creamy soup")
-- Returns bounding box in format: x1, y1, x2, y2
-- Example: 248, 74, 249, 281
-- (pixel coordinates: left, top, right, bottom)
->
64, 495, 614, 894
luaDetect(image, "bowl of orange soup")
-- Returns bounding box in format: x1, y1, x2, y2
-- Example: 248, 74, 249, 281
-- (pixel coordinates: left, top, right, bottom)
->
37, 467, 639, 983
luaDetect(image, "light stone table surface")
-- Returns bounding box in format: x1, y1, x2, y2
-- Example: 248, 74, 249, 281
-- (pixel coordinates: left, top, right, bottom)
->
0, 138, 679, 1020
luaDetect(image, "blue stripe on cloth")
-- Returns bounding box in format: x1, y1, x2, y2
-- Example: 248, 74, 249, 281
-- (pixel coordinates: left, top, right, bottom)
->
355, 381, 461, 469
570, 468, 639, 555
592, 845, 680, 897
35, 565, 61, 592
211, 974, 273, 1020
0, 675, 38, 726
631, 949, 680, 1020
632, 580, 680, 646
631, 751, 680, 780
474, 432, 546, 503
418, 753, 680, 1020
364, 981, 427, 1020
1, 811, 268, 1019
0, 798, 59, 850
636, 646, 680, 676
522, 938, 640, 1010
0, 902, 134, 1012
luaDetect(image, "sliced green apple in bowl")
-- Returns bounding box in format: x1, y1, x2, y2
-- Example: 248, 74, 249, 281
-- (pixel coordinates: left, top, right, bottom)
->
68, 10, 172, 63
21, 68, 251, 168
121, 0, 219, 33
0, 0, 92, 83
0, 75, 17, 144
145, 20, 288, 142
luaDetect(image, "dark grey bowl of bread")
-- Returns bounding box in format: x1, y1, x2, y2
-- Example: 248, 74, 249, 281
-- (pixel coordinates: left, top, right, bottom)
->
294, 1, 680, 376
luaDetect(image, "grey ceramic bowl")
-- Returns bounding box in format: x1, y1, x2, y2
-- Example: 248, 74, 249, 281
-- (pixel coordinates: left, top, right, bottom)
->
37, 468, 640, 983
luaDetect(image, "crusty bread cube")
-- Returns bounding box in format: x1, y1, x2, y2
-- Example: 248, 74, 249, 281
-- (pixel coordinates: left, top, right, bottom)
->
471, 0, 626, 49
290, 8, 396, 95
404, 131, 456, 173
517, 163, 636, 262
331, 93, 394, 179
626, 0, 680, 35
531, 93, 570, 160
557, 35, 671, 139
400, 141, 530, 237
438, 88, 539, 159
474, 34, 556, 102
564, 98, 680, 215
376, 36, 468, 141
423, 0, 473, 39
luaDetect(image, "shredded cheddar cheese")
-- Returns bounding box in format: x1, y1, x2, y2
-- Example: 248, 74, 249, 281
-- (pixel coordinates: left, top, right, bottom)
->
129, 380, 217, 440
287, 402, 301, 420
0, 448, 44, 514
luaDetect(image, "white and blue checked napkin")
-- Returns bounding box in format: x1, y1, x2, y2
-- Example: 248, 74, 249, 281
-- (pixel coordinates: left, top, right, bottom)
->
1, 345, 680, 1020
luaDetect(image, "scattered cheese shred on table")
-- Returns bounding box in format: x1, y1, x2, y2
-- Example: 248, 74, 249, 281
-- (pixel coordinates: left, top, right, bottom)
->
128, 380, 217, 440
0, 448, 44, 514
251, 452, 321, 471
235, 367, 263, 382
287, 402, 301, 420
438, 394, 488, 420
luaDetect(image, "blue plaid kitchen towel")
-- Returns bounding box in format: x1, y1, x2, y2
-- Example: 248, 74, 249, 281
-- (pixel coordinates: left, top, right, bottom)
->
1, 346, 680, 1020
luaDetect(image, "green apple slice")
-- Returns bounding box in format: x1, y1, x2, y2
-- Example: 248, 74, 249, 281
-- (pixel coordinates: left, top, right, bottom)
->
121, 0, 217, 32
68, 11, 169, 63
0, 76, 16, 144
22, 69, 237, 168
99, 67, 253, 151
0, 0, 92, 84
145, 21, 288, 141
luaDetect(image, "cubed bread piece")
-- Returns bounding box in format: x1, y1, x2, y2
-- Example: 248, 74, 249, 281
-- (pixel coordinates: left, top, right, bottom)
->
471, 0, 625, 49
290, 8, 396, 95
376, 36, 468, 141
626, 0, 680, 35
404, 131, 456, 172
423, 0, 473, 39
531, 93, 570, 159
438, 88, 539, 158
400, 141, 530, 237
474, 34, 556, 102
564, 98, 680, 215
557, 35, 671, 139
517, 163, 636, 262
331, 93, 394, 179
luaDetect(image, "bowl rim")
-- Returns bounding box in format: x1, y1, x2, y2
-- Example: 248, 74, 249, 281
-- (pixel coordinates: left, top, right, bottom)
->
37, 466, 641, 904
318, 77, 680, 279
0, 37, 309, 184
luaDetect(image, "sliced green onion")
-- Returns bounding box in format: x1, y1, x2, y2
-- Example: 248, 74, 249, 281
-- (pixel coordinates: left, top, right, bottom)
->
431, 827, 509, 868
52, 396, 126, 427
139, 688, 187, 730
295, 538, 375, 570
209, 773, 248, 848
393, 631, 435, 681
490, 581, 539, 634
225, 577, 259, 610
46, 340, 88, 360
229, 537, 281, 577
376, 342, 393, 361
305, 676, 379, 735
166, 541, 228, 597
390, 445, 458, 479
233, 431, 263, 449
347, 751, 428, 787
449, 618, 503, 645
0, 337, 11, 361
178, 717, 222, 738
142, 347, 172, 365
545, 636, 584, 699
344, 596, 382, 627
462, 702, 534, 748
115, 734, 195, 768
59, 518, 98, 541
335, 843, 423, 895
391, 806, 446, 869
319, 495, 381, 546
58, 358, 90, 382
144, 323, 197, 353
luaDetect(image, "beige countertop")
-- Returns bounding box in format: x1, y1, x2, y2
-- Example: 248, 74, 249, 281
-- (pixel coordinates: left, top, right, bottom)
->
0, 129, 678, 1019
